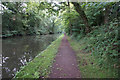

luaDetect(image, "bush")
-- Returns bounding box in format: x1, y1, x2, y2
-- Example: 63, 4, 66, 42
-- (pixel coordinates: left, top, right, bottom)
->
81, 21, 119, 69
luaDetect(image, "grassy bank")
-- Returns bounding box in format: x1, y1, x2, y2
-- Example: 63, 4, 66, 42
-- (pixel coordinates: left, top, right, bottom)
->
68, 37, 118, 78
14, 34, 64, 78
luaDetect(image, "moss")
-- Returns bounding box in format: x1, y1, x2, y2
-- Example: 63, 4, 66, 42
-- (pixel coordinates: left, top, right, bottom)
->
14, 34, 64, 78
67, 36, 118, 78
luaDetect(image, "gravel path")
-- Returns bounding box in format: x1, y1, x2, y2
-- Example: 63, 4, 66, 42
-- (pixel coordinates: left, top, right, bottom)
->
49, 35, 81, 78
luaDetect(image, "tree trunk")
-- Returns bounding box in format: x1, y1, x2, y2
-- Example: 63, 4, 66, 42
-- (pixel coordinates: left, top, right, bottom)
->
67, 0, 72, 35
104, 6, 110, 24
72, 2, 90, 33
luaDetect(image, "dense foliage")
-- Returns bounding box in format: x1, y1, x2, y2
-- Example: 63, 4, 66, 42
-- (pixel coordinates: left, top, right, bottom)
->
2, 2, 61, 38
60, 2, 119, 77
1, 1, 119, 78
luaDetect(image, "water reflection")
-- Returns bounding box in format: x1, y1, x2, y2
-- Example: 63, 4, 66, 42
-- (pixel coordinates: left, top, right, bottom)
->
2, 35, 58, 78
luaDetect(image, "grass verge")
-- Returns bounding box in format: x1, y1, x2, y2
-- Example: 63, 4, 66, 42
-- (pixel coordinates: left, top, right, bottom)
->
67, 36, 117, 78
14, 34, 64, 78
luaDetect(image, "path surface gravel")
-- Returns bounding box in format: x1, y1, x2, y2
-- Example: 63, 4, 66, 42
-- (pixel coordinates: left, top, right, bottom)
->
49, 35, 81, 78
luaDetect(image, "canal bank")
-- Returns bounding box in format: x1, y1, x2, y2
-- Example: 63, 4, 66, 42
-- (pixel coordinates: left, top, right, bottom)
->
2, 34, 60, 78
14, 34, 64, 78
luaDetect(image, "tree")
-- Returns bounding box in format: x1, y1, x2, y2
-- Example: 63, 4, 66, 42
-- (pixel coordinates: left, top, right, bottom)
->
72, 2, 90, 33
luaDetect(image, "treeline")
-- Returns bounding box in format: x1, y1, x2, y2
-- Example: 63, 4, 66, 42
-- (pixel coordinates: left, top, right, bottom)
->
59, 2, 119, 76
1, 1, 120, 75
1, 2, 61, 38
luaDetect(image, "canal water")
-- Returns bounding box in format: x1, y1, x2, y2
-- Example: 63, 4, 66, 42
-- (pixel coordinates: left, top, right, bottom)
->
2, 34, 59, 78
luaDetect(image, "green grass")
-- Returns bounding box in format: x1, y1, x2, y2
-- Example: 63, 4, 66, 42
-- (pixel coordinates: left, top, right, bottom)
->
67, 36, 117, 78
14, 34, 64, 78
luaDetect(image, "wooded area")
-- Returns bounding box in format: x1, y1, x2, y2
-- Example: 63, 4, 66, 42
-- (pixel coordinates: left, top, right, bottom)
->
1, 1, 120, 78
2, 2, 62, 37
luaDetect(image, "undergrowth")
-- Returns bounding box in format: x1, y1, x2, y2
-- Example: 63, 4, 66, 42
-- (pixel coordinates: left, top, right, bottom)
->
68, 22, 119, 78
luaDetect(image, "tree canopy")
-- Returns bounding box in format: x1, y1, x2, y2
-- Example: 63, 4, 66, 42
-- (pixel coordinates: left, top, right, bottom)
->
1, 1, 120, 77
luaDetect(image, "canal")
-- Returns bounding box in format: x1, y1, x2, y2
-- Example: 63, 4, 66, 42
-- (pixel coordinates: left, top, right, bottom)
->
2, 34, 59, 78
